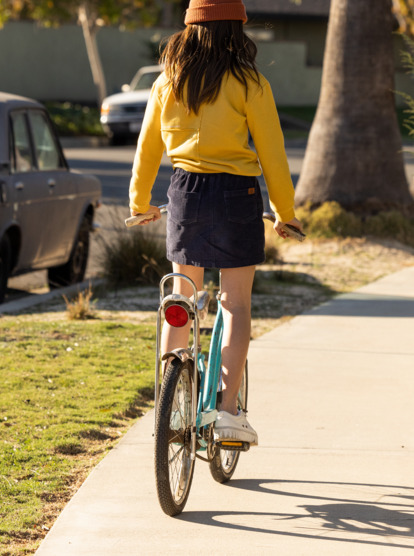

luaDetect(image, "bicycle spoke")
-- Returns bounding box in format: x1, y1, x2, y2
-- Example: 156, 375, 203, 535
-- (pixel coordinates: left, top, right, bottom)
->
168, 444, 184, 465
155, 358, 195, 515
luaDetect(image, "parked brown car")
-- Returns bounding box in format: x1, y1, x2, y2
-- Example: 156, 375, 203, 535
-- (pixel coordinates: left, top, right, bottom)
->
0, 92, 101, 303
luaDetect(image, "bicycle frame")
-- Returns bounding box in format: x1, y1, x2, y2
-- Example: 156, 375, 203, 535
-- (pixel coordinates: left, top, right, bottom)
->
152, 206, 281, 464
133, 207, 285, 515
154, 272, 224, 460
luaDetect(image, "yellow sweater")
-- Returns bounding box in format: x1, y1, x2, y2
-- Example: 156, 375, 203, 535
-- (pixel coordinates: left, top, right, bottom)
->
129, 71, 295, 222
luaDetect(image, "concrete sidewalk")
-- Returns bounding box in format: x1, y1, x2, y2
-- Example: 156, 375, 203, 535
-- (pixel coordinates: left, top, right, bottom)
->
35, 267, 414, 556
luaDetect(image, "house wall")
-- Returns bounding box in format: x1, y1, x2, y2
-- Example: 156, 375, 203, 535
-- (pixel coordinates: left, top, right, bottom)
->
262, 18, 328, 66
0, 21, 413, 107
257, 41, 322, 105
0, 22, 166, 102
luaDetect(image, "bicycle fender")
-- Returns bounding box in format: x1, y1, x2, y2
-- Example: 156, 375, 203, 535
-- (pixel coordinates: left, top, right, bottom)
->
161, 348, 194, 364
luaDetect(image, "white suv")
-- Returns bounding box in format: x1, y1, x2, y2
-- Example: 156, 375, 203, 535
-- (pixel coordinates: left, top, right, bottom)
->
100, 65, 163, 145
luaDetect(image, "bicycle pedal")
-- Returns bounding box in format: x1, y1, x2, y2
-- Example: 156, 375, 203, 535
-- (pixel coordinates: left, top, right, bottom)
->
216, 440, 250, 452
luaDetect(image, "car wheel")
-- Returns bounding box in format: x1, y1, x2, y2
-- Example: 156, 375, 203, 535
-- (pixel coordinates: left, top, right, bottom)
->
48, 215, 90, 289
0, 235, 11, 304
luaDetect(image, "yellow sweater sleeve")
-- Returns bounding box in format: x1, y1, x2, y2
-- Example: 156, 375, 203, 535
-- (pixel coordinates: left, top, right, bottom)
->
247, 81, 296, 222
129, 81, 164, 213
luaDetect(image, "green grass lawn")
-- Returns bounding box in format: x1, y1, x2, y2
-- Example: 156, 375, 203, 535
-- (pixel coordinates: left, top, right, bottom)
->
0, 319, 156, 553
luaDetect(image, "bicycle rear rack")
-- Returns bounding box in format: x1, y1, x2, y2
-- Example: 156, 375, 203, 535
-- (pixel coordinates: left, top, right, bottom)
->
155, 273, 205, 460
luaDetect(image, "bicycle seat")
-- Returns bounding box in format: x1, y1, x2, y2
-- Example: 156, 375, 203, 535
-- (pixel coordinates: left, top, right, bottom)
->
190, 290, 210, 320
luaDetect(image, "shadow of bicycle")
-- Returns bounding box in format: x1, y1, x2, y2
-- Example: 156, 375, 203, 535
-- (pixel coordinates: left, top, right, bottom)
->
178, 479, 414, 550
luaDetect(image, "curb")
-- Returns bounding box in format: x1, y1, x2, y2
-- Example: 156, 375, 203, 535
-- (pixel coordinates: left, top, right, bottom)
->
0, 279, 105, 315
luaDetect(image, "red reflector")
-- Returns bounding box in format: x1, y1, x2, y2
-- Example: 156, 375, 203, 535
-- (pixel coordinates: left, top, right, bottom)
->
165, 304, 189, 327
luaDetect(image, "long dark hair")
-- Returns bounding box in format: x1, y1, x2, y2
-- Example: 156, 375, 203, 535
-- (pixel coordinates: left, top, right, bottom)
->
160, 20, 260, 114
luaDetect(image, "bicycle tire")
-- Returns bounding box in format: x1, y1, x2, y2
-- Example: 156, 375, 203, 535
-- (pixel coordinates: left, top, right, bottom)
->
154, 358, 195, 516
209, 361, 248, 483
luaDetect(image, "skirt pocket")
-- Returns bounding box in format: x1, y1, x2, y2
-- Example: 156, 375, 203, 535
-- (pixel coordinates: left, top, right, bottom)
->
167, 188, 200, 225
224, 187, 259, 224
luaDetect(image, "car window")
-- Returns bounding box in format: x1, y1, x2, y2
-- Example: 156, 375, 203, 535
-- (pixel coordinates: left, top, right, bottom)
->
10, 112, 33, 173
131, 71, 161, 91
29, 111, 61, 171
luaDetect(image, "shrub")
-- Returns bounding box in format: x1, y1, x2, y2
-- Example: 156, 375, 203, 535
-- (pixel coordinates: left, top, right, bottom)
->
99, 227, 170, 288
297, 201, 362, 238
295, 202, 414, 246
46, 102, 105, 136
63, 284, 96, 320
364, 210, 414, 245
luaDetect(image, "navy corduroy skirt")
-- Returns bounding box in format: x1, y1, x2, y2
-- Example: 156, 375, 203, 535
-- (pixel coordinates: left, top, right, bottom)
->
166, 168, 265, 269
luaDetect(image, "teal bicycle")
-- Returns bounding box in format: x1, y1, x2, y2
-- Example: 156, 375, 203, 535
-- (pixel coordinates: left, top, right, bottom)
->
125, 206, 303, 516
153, 261, 250, 516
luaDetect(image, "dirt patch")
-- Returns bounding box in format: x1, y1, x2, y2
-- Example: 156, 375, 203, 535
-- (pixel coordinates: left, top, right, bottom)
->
247, 236, 414, 336
8, 236, 414, 339
277, 236, 414, 292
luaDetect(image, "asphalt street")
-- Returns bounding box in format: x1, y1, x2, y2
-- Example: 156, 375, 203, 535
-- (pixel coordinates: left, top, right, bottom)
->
63, 143, 308, 209
63, 143, 414, 207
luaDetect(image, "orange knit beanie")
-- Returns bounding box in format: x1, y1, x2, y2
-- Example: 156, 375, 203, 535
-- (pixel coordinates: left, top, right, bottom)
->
184, 0, 247, 25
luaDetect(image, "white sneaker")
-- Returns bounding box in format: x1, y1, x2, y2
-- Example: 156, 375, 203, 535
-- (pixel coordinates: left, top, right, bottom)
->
214, 410, 258, 446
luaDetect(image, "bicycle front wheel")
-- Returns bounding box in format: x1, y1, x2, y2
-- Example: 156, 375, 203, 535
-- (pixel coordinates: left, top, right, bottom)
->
154, 358, 195, 516
209, 361, 248, 483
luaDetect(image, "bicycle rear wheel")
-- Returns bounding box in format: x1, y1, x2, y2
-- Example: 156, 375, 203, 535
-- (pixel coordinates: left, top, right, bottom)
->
209, 361, 248, 483
154, 358, 195, 516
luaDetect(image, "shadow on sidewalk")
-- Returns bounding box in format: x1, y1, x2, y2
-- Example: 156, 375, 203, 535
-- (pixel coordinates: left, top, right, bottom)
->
178, 479, 414, 550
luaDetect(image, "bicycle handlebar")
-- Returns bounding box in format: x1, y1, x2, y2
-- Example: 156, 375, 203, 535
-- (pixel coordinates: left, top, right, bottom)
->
124, 204, 168, 227
262, 212, 276, 223
125, 205, 305, 241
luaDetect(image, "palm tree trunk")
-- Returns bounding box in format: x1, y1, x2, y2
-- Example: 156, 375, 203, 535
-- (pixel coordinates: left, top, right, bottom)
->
78, 3, 107, 107
295, 0, 413, 214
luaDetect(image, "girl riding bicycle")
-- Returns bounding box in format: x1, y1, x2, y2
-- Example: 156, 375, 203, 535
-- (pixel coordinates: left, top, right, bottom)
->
129, 0, 302, 446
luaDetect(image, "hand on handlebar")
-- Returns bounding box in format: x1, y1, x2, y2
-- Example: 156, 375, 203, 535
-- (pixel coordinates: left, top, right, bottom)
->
275, 217, 304, 240
126, 205, 162, 227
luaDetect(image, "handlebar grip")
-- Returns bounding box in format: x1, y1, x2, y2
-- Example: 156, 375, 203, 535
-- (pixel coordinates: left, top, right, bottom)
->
125, 214, 156, 227
125, 204, 168, 228
262, 212, 305, 242
281, 223, 306, 242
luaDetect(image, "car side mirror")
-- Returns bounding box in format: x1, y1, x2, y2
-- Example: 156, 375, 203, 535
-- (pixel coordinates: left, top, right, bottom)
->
121, 84, 131, 93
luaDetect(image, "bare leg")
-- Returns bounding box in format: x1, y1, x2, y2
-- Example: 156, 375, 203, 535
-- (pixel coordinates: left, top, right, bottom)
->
219, 266, 256, 415
161, 263, 204, 357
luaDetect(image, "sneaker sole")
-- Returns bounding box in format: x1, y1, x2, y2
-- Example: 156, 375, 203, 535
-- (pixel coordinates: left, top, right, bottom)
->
214, 427, 258, 446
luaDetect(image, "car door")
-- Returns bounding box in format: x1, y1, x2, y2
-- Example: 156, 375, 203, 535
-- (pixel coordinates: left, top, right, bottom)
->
26, 109, 79, 265
0, 126, 13, 240
9, 110, 50, 270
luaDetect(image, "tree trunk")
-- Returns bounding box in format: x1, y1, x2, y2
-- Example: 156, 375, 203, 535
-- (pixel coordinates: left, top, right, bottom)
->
161, 2, 174, 27
78, 3, 107, 106
295, 0, 414, 214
